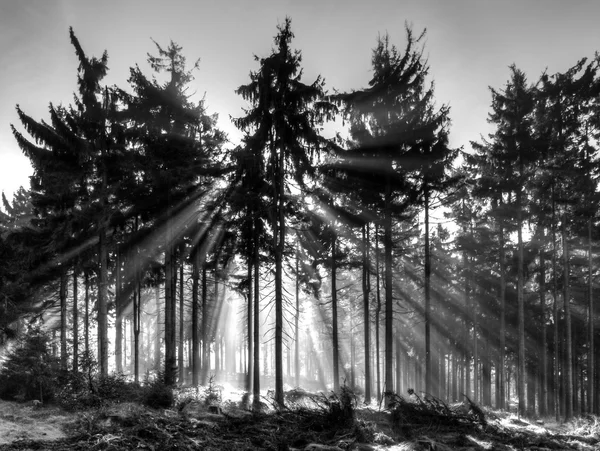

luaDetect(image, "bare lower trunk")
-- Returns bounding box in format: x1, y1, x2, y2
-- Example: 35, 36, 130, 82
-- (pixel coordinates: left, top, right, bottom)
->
98, 227, 109, 377
425, 187, 432, 394
179, 247, 185, 383
517, 194, 525, 417
384, 178, 394, 401
192, 251, 200, 385
331, 234, 340, 392
540, 236, 548, 416
72, 269, 79, 372
363, 224, 372, 403
563, 216, 573, 420
60, 270, 67, 370
588, 218, 594, 414
295, 246, 300, 387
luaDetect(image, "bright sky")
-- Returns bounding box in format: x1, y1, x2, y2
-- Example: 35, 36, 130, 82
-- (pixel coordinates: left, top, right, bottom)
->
1, 0, 599, 201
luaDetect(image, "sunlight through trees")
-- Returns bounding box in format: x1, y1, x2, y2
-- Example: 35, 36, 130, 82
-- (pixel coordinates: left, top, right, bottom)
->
2, 18, 600, 424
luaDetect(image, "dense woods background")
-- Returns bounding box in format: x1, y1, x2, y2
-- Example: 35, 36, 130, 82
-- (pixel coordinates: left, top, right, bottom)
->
1, 18, 600, 424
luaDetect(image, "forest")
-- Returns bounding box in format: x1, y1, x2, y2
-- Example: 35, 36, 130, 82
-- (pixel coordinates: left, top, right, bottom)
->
1, 16, 600, 450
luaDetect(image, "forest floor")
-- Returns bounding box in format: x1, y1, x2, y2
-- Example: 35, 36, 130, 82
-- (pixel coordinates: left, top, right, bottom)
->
0, 392, 599, 451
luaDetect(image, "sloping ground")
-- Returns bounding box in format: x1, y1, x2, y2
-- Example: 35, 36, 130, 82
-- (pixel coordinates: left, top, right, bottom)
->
0, 397, 598, 450
0, 400, 72, 445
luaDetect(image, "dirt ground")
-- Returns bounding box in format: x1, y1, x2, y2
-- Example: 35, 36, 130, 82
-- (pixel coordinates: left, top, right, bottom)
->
0, 397, 598, 450
0, 400, 74, 445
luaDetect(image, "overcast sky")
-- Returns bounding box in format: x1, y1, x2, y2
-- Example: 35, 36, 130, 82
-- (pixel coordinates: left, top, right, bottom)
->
1, 0, 599, 200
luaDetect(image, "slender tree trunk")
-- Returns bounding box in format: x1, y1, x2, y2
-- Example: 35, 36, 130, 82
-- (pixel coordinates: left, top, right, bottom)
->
498, 200, 506, 410
363, 224, 372, 403
295, 245, 300, 387
179, 245, 185, 383
482, 331, 491, 405
247, 255, 253, 392
72, 268, 78, 372
98, 158, 109, 377
375, 226, 382, 401
274, 144, 285, 406
425, 185, 432, 394
463, 222, 471, 399
60, 269, 67, 370
201, 262, 208, 384
164, 210, 176, 385
134, 271, 140, 383
395, 334, 401, 393
588, 217, 594, 414
214, 271, 220, 374
473, 286, 479, 403
384, 176, 394, 401
331, 234, 340, 392
563, 215, 573, 420
133, 218, 141, 382
192, 250, 200, 386
84, 272, 90, 357
253, 238, 261, 408
115, 245, 123, 374
540, 234, 548, 416
552, 189, 560, 420
517, 189, 526, 417
155, 286, 161, 372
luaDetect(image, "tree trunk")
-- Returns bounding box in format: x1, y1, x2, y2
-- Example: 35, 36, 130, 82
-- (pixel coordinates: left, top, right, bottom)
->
588, 217, 594, 414
84, 272, 90, 357
246, 254, 253, 392
463, 220, 471, 399
498, 199, 506, 410
134, 272, 140, 383
179, 245, 185, 383
60, 269, 67, 370
155, 285, 161, 372
563, 215, 573, 420
98, 226, 109, 377
192, 250, 200, 385
425, 185, 432, 394
384, 176, 394, 401
331, 234, 340, 392
253, 240, 261, 408
540, 235, 548, 416
274, 143, 285, 406
201, 263, 208, 384
375, 226, 382, 401
362, 224, 372, 403
214, 271, 220, 374
165, 224, 176, 385
115, 246, 123, 374
552, 189, 560, 420
517, 189, 525, 417
295, 245, 300, 387
72, 268, 78, 372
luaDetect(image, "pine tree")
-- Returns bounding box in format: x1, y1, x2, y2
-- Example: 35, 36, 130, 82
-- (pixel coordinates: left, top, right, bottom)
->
124, 40, 224, 384
472, 66, 537, 416
332, 27, 447, 400
11, 28, 127, 374
233, 17, 335, 405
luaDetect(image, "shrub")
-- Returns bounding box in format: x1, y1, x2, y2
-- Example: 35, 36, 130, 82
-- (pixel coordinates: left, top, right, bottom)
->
97, 373, 141, 401
58, 355, 144, 410
203, 375, 222, 406
0, 328, 60, 403
142, 373, 173, 409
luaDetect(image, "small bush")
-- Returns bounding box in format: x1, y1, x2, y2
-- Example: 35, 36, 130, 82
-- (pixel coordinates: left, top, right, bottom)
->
142, 373, 173, 409
311, 384, 357, 427
0, 328, 60, 403
57, 370, 101, 411
203, 375, 222, 406
97, 373, 141, 401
